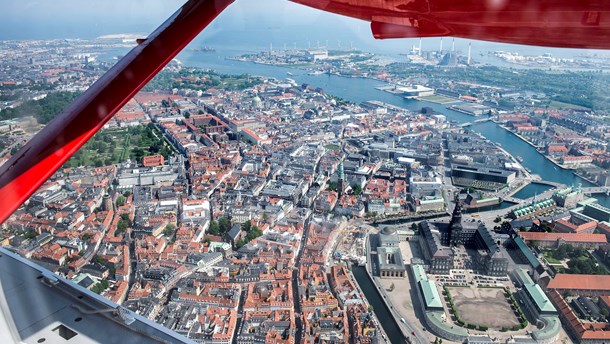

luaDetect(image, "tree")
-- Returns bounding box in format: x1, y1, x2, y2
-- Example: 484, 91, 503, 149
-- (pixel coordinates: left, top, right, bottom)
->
327, 181, 339, 191
120, 213, 131, 223
0, 91, 79, 124
117, 220, 128, 234
236, 239, 246, 248
241, 220, 252, 232
116, 195, 126, 207
244, 226, 262, 242
163, 223, 176, 237
218, 217, 231, 233
209, 220, 220, 236
351, 184, 362, 196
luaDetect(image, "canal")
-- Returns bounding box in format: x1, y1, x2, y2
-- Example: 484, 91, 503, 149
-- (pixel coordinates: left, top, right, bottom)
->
174, 49, 610, 208
352, 266, 406, 344
91, 46, 610, 342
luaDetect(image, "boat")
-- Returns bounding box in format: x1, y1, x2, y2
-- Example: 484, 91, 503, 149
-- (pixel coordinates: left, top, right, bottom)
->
286, 72, 293, 76
516, 156, 524, 162
193, 46, 215, 52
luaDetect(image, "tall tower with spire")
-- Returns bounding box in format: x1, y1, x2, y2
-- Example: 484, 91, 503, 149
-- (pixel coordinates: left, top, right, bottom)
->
448, 200, 464, 246
338, 160, 345, 197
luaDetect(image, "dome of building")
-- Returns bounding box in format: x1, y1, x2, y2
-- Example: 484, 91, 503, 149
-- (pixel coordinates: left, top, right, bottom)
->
252, 95, 262, 109
381, 226, 397, 235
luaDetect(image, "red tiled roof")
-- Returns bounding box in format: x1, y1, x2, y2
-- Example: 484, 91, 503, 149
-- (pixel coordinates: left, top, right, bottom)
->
554, 219, 598, 233
548, 274, 610, 291
519, 232, 607, 243
548, 145, 568, 152
601, 296, 610, 309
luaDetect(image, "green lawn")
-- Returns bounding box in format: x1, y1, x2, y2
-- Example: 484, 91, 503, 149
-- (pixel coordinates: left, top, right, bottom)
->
418, 94, 459, 104
548, 100, 591, 110
64, 124, 176, 168
542, 250, 562, 264
324, 144, 341, 151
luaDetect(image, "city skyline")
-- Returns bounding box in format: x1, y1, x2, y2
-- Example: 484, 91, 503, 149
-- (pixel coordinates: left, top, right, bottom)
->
1, 3, 610, 344
1, 0, 608, 58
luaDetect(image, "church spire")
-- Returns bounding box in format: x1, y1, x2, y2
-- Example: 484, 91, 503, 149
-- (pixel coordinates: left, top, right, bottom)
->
338, 160, 345, 197
450, 201, 463, 227
449, 197, 464, 246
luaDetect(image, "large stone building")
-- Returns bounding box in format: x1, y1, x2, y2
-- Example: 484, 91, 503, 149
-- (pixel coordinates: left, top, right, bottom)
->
377, 227, 406, 278
419, 221, 454, 274
419, 202, 509, 276
552, 186, 584, 208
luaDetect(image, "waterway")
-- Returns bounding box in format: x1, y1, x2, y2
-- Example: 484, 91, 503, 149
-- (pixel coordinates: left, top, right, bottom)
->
464, 201, 514, 213
127, 48, 610, 208
352, 266, 405, 344
511, 183, 552, 200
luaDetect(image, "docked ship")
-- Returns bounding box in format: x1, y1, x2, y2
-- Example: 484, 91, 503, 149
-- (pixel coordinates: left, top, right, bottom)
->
193, 46, 216, 52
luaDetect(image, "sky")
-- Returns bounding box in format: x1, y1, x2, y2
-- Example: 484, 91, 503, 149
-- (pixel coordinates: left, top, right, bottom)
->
0, 0, 409, 52
0, 0, 334, 37
0, 0, 605, 57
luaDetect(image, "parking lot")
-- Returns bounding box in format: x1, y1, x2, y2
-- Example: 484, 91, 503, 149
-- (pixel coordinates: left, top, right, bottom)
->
430, 269, 514, 289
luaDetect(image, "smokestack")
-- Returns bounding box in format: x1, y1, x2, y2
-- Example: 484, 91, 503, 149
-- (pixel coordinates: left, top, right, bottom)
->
451, 38, 455, 52
467, 43, 472, 65
419, 38, 422, 56
439, 37, 443, 52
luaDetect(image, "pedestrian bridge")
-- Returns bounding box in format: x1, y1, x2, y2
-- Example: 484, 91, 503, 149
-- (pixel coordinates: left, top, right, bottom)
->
531, 180, 565, 188
581, 186, 610, 195
457, 118, 492, 128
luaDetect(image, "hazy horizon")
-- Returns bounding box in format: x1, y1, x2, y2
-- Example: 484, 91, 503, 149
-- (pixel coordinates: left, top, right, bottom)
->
1, 0, 608, 58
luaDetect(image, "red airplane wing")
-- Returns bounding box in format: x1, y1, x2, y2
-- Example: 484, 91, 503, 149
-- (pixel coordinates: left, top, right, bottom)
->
290, 0, 610, 49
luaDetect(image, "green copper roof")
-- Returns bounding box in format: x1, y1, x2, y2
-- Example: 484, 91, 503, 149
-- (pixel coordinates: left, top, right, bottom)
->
525, 283, 556, 314
419, 280, 443, 310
